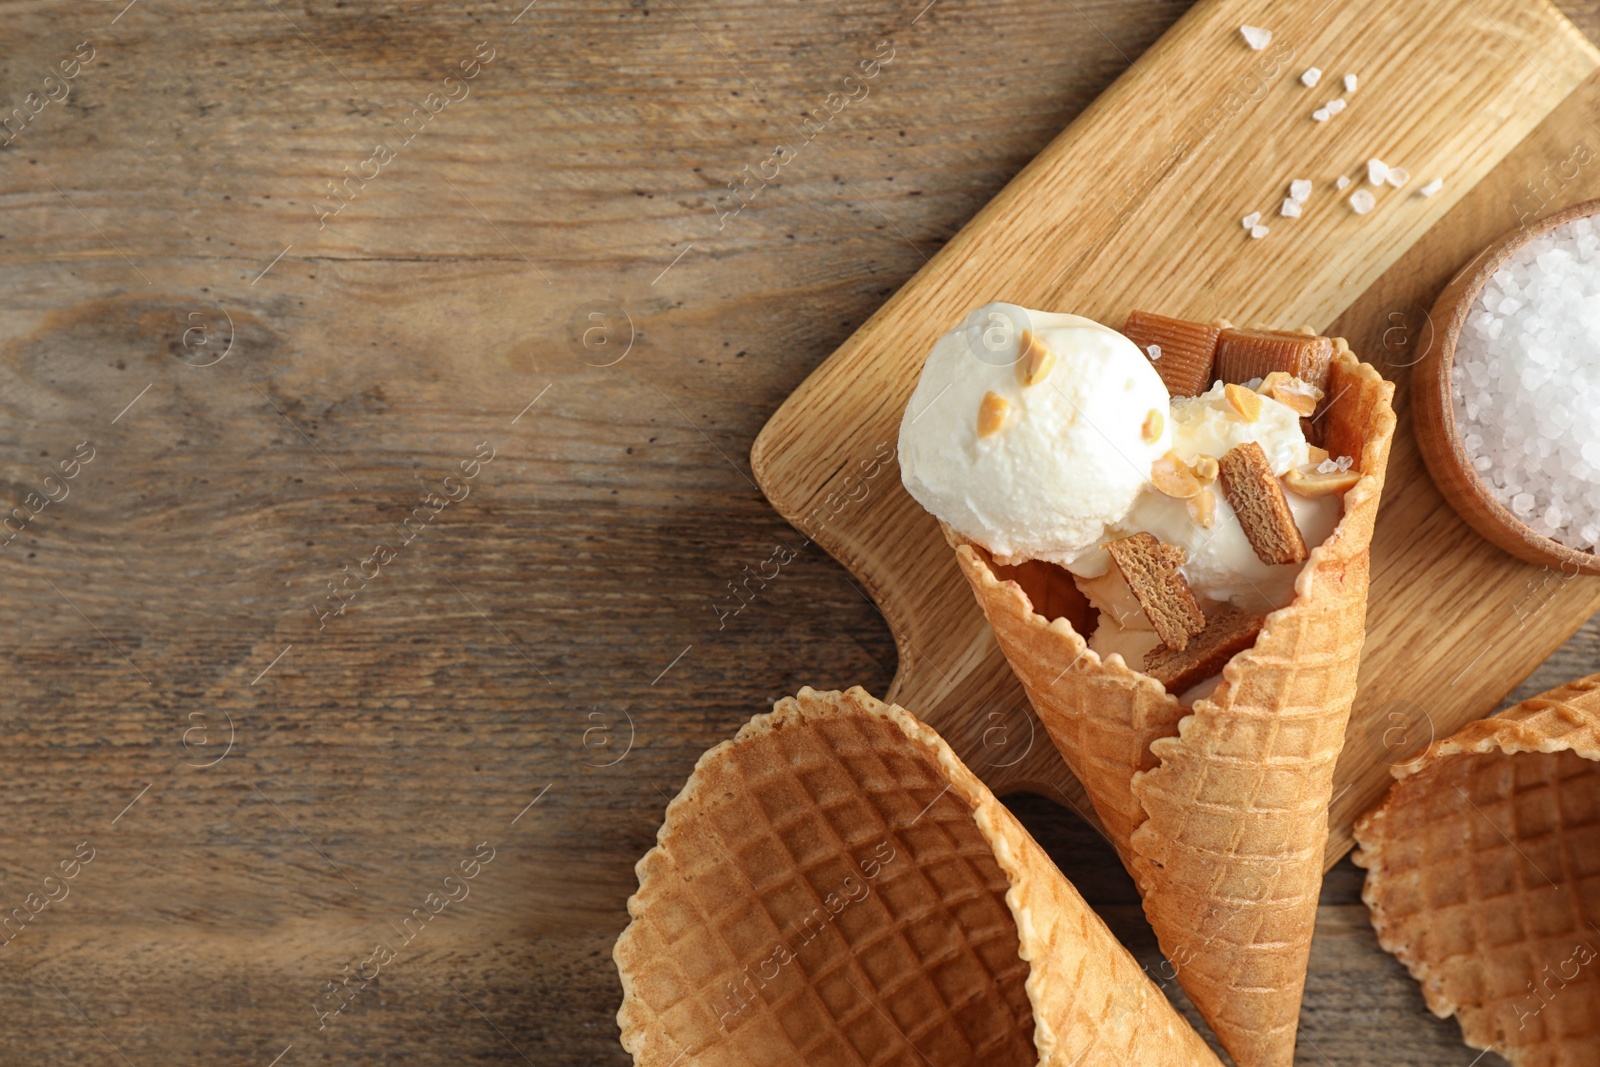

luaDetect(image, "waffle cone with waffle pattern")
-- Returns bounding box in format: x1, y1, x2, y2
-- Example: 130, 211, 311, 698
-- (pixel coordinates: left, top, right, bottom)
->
1354, 674, 1600, 1067
614, 686, 1222, 1066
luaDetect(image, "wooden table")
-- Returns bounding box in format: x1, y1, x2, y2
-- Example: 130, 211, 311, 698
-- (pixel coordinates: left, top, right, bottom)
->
1, 2, 1593, 1063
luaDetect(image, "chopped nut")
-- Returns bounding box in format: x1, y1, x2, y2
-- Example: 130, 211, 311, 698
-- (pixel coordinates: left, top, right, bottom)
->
1285, 467, 1361, 496
1224, 382, 1263, 421
977, 391, 1010, 437
1142, 409, 1165, 443
1307, 444, 1330, 466
1190, 454, 1220, 482
1151, 453, 1204, 499
1018, 330, 1056, 386
1258, 370, 1323, 416
1188, 488, 1217, 528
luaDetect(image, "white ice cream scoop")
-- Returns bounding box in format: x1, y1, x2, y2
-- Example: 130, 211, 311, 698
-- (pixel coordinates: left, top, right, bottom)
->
898, 303, 1172, 567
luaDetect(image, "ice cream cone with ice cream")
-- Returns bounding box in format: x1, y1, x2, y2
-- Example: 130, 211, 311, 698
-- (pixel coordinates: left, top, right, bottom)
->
614, 686, 1223, 1067
896, 304, 1397, 1067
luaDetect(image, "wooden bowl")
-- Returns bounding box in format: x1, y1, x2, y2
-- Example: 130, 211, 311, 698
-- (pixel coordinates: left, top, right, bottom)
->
1414, 197, 1600, 576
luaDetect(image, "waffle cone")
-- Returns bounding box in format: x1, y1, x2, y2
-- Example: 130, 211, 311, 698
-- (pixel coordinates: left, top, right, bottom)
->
614, 686, 1222, 1067
947, 343, 1397, 1067
1353, 674, 1600, 1067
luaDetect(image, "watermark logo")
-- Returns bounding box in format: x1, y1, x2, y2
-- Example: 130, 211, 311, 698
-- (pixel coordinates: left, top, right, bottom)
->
582, 706, 634, 769
174, 305, 235, 367
566, 302, 635, 367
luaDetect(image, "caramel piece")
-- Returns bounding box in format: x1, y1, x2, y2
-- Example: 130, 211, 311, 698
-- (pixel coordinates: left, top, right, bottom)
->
1123, 310, 1221, 397
1218, 442, 1308, 565
1144, 603, 1265, 693
1104, 532, 1206, 651
1214, 327, 1334, 394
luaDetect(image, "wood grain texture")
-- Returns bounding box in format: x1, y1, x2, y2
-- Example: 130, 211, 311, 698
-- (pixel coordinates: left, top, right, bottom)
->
0, 0, 1593, 1064
751, 0, 1600, 869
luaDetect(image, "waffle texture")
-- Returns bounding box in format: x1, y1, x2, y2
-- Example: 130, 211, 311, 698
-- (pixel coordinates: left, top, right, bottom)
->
613, 686, 1222, 1067
1353, 674, 1600, 1067
948, 342, 1397, 1067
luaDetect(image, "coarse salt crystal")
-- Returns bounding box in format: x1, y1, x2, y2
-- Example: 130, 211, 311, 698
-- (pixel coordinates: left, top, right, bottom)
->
1386, 167, 1411, 188
1326, 98, 1346, 115
1336, 175, 1351, 190
1317, 459, 1339, 474
1452, 212, 1600, 550
1147, 344, 1162, 360
1312, 108, 1331, 122
1290, 179, 1312, 203
1281, 198, 1302, 218
1349, 189, 1376, 214
1242, 211, 1261, 229
1250, 224, 1270, 239
1240, 25, 1272, 49
1301, 67, 1322, 87
1335, 455, 1354, 471
1344, 73, 1358, 92
1420, 177, 1444, 197
1367, 158, 1390, 185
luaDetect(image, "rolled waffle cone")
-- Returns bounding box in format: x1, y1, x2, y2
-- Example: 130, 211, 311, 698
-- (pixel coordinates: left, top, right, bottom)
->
614, 686, 1222, 1067
948, 342, 1397, 1067
1353, 674, 1600, 1067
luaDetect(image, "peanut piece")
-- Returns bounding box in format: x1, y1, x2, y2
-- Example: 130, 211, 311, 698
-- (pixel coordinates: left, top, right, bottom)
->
1152, 452, 1204, 499
1142, 408, 1165, 443
1258, 371, 1322, 416
1284, 467, 1361, 496
977, 391, 1010, 437
1018, 330, 1056, 386
1188, 488, 1217, 528
1224, 382, 1263, 421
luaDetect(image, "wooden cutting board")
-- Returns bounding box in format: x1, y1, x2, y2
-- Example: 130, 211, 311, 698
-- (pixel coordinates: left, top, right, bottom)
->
751, 0, 1600, 867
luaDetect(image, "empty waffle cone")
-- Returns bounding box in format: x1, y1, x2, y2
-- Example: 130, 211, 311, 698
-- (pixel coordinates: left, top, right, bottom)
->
1353, 674, 1600, 1067
614, 686, 1223, 1067
947, 343, 1397, 1067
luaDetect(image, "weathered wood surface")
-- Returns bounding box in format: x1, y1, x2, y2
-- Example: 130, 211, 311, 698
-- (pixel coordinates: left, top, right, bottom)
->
0, 1, 1595, 1064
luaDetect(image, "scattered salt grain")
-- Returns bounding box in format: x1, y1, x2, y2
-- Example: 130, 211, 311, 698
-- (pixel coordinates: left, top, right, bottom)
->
1242, 211, 1261, 229
1452, 212, 1600, 551
1240, 25, 1272, 50
1312, 108, 1331, 122
1290, 179, 1312, 203
1367, 158, 1390, 185
1301, 68, 1322, 87
1386, 167, 1411, 188
1344, 73, 1359, 93
1146, 344, 1162, 360
1349, 189, 1376, 214
1336, 175, 1351, 190
1326, 98, 1347, 115
1281, 198, 1302, 218
1250, 224, 1270, 239
1420, 178, 1444, 197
